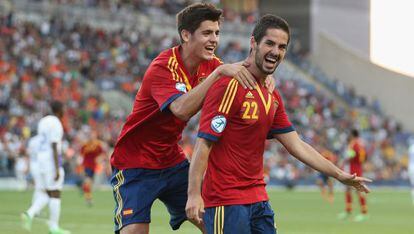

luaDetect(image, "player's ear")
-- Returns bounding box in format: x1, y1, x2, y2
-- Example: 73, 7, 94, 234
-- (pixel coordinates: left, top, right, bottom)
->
181, 29, 191, 43
250, 36, 257, 52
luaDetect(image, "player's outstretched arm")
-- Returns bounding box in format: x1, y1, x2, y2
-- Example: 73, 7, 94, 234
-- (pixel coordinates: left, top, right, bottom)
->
274, 131, 372, 193
186, 138, 213, 224
169, 64, 255, 121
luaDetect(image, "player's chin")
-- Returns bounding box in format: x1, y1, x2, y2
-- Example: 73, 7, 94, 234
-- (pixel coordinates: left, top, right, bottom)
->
202, 53, 214, 61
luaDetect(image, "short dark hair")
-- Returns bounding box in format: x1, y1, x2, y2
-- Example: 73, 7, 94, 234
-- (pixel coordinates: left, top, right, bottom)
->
50, 100, 63, 115
176, 3, 222, 43
351, 129, 359, 138
252, 14, 290, 45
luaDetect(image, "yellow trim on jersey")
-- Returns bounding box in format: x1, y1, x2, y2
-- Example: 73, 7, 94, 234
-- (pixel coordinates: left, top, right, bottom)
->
255, 85, 272, 114
114, 170, 125, 229
218, 79, 238, 114
179, 68, 192, 91
167, 57, 181, 82
172, 47, 192, 89
213, 54, 224, 64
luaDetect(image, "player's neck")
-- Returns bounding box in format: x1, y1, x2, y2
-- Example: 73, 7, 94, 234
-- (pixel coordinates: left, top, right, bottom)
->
179, 45, 202, 75
245, 57, 266, 86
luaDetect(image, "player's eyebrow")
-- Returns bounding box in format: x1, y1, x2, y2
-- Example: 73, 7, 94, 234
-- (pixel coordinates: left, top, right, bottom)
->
202, 29, 219, 34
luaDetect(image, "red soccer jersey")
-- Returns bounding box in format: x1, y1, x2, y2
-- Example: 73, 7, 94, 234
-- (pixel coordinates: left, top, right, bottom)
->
346, 139, 366, 176
81, 140, 103, 170
198, 77, 294, 207
111, 46, 222, 169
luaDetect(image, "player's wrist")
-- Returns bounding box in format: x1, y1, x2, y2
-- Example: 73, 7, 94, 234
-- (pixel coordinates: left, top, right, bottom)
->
214, 65, 224, 78
335, 170, 346, 181
187, 188, 201, 196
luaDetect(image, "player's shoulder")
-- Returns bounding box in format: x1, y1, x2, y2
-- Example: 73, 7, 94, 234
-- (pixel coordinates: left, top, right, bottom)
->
207, 77, 245, 103
38, 115, 53, 125
38, 115, 62, 130
207, 55, 223, 66
271, 87, 283, 101
40, 115, 60, 123
200, 55, 222, 70
150, 47, 177, 67
212, 76, 239, 90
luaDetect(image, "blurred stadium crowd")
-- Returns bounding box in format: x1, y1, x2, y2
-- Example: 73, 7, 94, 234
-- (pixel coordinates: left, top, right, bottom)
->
0, 3, 412, 187
45, 0, 259, 24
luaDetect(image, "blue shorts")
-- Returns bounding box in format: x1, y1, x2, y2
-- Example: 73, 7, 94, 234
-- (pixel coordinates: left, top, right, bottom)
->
204, 201, 276, 234
111, 160, 189, 233
318, 173, 329, 184
84, 168, 95, 178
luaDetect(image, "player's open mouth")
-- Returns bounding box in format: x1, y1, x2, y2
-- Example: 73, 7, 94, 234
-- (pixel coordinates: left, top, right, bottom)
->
205, 45, 215, 53
264, 55, 278, 64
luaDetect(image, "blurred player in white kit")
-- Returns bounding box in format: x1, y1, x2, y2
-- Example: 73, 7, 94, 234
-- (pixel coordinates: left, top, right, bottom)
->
21, 101, 70, 234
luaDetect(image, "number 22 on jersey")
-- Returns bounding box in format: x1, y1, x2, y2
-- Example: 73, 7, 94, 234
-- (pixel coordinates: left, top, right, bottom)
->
242, 101, 259, 120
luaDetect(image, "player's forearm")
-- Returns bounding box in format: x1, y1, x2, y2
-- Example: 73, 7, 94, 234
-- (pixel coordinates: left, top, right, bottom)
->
52, 142, 59, 170
169, 69, 221, 121
188, 139, 212, 196
276, 132, 342, 179
297, 142, 342, 179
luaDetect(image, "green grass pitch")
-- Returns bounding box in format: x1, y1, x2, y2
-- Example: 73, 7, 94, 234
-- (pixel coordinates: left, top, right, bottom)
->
1, 188, 413, 234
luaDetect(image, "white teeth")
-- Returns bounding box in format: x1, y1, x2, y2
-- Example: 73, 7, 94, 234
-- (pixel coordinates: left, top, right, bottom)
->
265, 57, 277, 63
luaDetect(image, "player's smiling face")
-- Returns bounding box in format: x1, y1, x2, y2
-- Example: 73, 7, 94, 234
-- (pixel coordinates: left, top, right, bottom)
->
252, 28, 288, 75
187, 20, 220, 61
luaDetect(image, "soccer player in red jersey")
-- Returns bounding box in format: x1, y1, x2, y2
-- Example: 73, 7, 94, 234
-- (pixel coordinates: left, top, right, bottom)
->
109, 3, 264, 234
338, 129, 369, 221
186, 15, 371, 233
80, 130, 105, 206
316, 146, 337, 204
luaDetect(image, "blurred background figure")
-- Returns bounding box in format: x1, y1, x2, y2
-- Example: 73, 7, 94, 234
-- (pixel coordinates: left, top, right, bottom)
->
79, 129, 106, 207
315, 146, 337, 204
408, 136, 414, 205
338, 129, 368, 221
21, 131, 48, 230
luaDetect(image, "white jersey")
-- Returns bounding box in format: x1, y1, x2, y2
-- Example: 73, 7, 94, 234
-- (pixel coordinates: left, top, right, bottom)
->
409, 144, 414, 172
27, 135, 41, 164
37, 115, 64, 171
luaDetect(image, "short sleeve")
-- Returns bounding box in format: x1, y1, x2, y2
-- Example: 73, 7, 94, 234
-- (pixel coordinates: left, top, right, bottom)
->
150, 63, 186, 112
198, 78, 241, 142
48, 118, 63, 143
267, 90, 294, 139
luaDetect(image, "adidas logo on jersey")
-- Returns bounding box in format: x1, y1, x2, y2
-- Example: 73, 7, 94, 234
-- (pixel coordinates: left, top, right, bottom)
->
245, 91, 254, 99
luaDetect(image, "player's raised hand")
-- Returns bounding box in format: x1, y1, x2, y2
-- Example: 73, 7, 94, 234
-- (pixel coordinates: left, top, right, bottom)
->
185, 194, 205, 224
218, 64, 256, 90
338, 172, 372, 193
